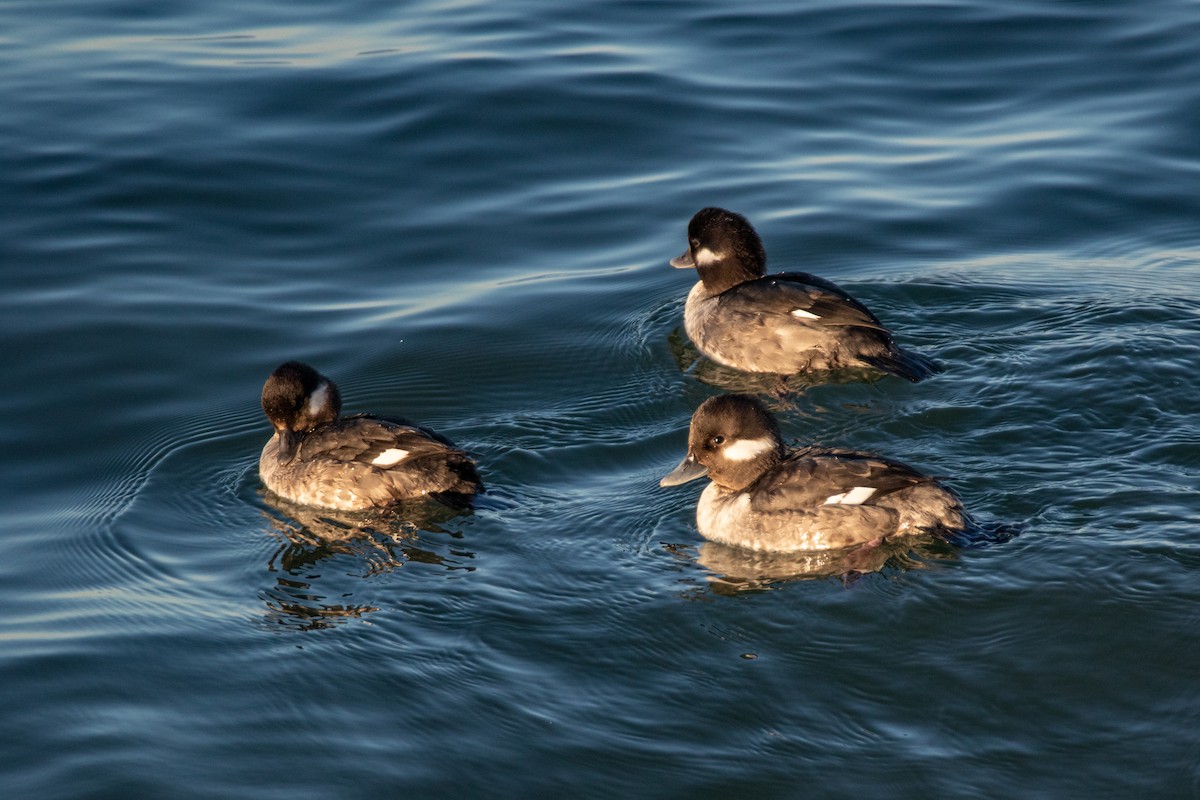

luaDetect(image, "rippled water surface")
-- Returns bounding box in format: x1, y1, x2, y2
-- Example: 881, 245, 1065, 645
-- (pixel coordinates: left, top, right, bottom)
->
2, 1, 1199, 797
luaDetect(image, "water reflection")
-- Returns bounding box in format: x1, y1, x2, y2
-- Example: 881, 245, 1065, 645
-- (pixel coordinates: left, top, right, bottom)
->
667, 328, 883, 400
258, 497, 475, 631
672, 522, 1019, 594
669, 537, 958, 595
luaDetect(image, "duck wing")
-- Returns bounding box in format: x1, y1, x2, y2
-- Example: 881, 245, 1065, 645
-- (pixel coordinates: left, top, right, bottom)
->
718, 273, 888, 332
749, 449, 930, 513
298, 415, 460, 464
730, 450, 938, 548
300, 415, 481, 503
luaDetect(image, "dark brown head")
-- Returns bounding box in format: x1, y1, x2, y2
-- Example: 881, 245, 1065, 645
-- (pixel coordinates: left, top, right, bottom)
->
261, 361, 342, 461
669, 207, 768, 295
660, 393, 785, 492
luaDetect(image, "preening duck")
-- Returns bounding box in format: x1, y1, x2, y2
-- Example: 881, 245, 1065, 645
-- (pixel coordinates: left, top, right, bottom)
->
259, 361, 482, 511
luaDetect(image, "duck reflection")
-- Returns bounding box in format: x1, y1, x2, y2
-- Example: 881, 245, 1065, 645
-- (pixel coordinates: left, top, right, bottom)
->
668, 328, 880, 398
258, 496, 475, 631
672, 521, 1018, 594
671, 536, 958, 595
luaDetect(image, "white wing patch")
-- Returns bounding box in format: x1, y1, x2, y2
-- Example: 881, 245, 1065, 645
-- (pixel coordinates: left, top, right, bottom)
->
790, 308, 821, 320
371, 448, 410, 467
823, 486, 877, 506
722, 437, 775, 461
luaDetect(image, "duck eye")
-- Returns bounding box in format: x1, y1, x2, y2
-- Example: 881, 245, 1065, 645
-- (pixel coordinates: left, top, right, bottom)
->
690, 238, 700, 250
710, 435, 725, 447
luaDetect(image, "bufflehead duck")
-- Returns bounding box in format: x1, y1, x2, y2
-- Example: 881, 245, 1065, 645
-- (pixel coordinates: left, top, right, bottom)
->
259, 361, 482, 511
671, 207, 940, 382
660, 394, 965, 552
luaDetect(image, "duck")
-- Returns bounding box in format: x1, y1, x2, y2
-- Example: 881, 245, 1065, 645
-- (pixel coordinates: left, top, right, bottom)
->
259, 361, 482, 511
660, 394, 965, 552
670, 207, 940, 382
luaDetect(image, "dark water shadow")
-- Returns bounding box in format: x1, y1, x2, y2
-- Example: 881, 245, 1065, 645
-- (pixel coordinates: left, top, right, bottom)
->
256, 495, 476, 631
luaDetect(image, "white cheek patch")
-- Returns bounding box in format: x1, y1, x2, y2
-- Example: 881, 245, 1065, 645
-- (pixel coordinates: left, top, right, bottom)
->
722, 437, 775, 461
306, 382, 330, 417
791, 308, 821, 320
693, 247, 722, 267
371, 448, 410, 467
823, 486, 878, 506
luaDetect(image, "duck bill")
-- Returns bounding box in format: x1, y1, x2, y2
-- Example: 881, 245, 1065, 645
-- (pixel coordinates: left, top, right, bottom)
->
669, 249, 696, 269
660, 452, 708, 487
276, 428, 302, 463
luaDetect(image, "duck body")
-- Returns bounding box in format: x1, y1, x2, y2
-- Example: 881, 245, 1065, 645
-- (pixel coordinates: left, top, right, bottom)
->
691, 446, 965, 552
682, 272, 908, 376
259, 362, 481, 511
672, 207, 940, 382
661, 394, 965, 552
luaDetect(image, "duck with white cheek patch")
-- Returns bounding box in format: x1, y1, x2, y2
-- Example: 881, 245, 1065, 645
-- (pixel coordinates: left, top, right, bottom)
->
259, 361, 482, 511
670, 207, 941, 382
660, 394, 966, 552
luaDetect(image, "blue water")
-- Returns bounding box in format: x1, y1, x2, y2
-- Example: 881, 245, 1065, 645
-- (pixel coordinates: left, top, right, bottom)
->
2, 0, 1199, 797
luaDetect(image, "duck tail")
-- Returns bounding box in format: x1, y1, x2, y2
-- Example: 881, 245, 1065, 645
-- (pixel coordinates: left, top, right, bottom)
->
862, 346, 943, 383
